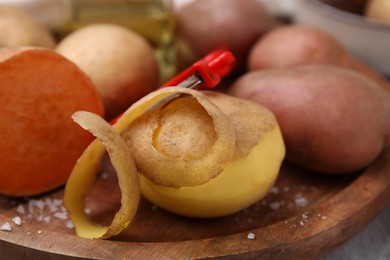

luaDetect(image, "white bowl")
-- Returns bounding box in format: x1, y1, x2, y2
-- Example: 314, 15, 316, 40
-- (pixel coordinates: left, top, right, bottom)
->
293, 0, 390, 76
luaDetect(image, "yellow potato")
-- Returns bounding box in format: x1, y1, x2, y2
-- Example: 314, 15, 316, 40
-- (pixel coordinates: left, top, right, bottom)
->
123, 91, 286, 217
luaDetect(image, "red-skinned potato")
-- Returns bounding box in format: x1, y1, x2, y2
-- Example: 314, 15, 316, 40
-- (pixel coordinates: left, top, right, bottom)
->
229, 64, 390, 174
248, 25, 390, 95
176, 0, 276, 70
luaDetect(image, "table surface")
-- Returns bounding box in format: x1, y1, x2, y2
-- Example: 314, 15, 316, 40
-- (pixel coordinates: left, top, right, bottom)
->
324, 201, 390, 260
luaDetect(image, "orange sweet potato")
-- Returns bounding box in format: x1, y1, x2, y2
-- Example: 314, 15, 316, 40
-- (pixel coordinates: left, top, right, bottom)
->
0, 47, 104, 196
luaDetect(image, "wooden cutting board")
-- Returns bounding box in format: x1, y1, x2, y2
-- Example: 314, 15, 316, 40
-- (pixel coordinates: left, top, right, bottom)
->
1, 143, 390, 259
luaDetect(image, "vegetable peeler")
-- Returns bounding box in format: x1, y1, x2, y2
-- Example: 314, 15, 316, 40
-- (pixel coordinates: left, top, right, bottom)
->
110, 48, 236, 124
161, 48, 236, 90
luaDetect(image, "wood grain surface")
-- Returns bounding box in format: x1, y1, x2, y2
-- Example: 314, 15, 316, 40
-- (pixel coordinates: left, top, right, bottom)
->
1, 142, 390, 259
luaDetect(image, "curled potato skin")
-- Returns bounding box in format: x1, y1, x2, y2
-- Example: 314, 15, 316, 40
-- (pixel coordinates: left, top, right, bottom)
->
122, 91, 237, 188
64, 111, 140, 239
123, 91, 279, 185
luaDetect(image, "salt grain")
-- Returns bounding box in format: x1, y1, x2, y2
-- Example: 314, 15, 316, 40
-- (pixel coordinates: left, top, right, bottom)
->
1, 222, 12, 231
65, 220, 74, 229
12, 216, 22, 226
270, 186, 279, 194
35, 214, 44, 222
37, 230, 42, 234
100, 172, 109, 179
16, 204, 26, 214
247, 232, 255, 240
43, 216, 51, 223
294, 194, 308, 207
269, 202, 281, 210
54, 212, 68, 220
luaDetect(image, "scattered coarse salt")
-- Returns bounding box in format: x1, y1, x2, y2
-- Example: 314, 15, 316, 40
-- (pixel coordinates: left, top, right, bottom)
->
1, 222, 12, 232
84, 208, 92, 215
321, 216, 327, 220
37, 230, 42, 234
12, 216, 22, 226
247, 232, 255, 240
45, 198, 63, 213
283, 186, 290, 192
28, 199, 45, 213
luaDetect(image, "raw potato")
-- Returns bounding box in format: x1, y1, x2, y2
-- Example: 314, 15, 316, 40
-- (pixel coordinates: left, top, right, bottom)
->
123, 91, 285, 217
229, 64, 390, 174
56, 24, 160, 120
176, 0, 276, 70
365, 0, 390, 24
0, 5, 55, 48
248, 25, 390, 95
0, 47, 104, 196
64, 88, 285, 237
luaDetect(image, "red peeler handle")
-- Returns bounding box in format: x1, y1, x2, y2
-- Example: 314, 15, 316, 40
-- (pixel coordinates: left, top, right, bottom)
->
161, 48, 236, 89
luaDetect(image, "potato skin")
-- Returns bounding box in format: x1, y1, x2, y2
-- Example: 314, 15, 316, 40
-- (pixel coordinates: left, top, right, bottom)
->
248, 25, 390, 95
176, 0, 275, 70
248, 25, 349, 69
229, 64, 390, 174
365, 0, 390, 24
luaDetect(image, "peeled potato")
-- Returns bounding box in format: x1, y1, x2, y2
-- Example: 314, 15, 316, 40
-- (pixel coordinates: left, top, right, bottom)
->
56, 24, 160, 120
123, 91, 285, 217
64, 87, 285, 238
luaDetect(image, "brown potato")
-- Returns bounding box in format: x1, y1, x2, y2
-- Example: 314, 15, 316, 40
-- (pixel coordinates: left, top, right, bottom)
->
0, 5, 55, 48
248, 25, 390, 95
365, 0, 390, 24
56, 24, 160, 120
228, 64, 390, 174
176, 0, 276, 70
